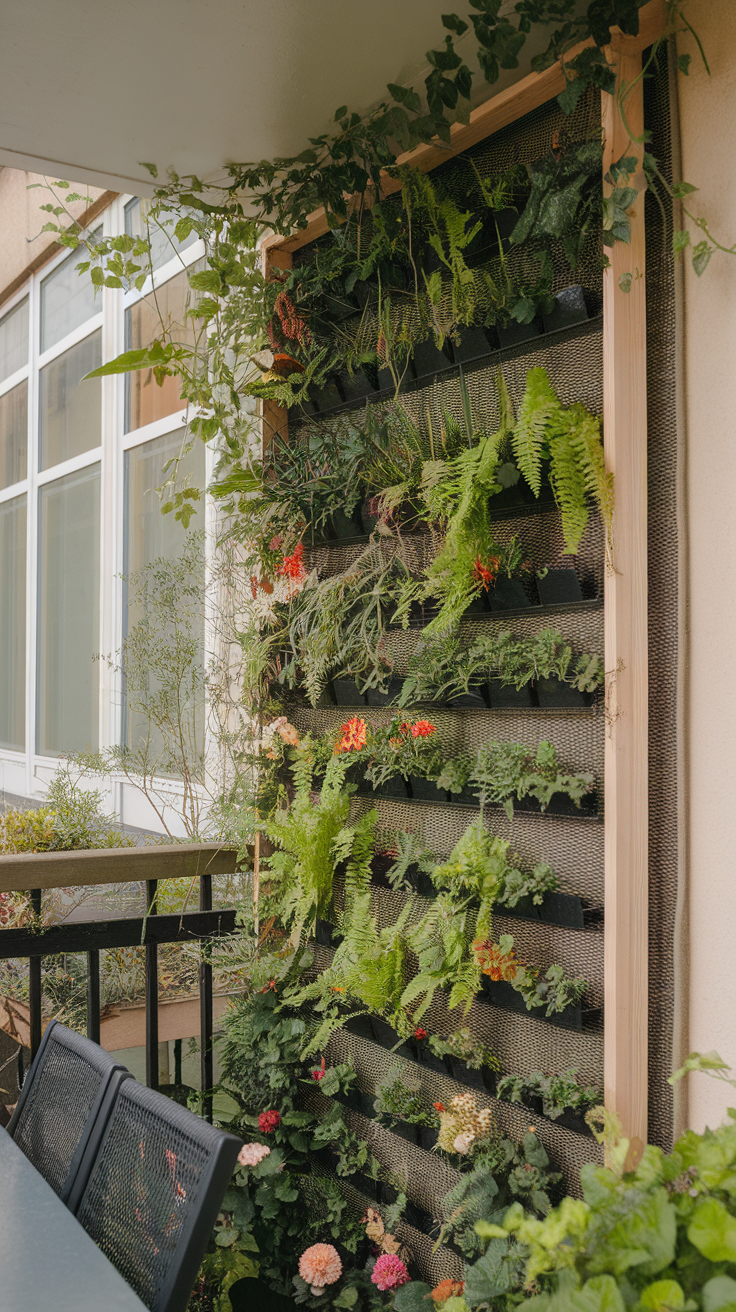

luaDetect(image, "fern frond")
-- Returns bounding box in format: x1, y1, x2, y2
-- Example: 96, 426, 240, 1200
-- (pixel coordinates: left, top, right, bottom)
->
548, 425, 590, 554
566, 403, 615, 565
512, 366, 560, 496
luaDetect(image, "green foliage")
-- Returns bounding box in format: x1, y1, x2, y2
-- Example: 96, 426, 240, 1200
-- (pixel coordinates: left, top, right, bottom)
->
263, 739, 377, 940
513, 368, 613, 559
496, 1068, 601, 1120
440, 1130, 560, 1259
373, 1063, 438, 1128
470, 738, 595, 819
512, 962, 587, 1017
497, 861, 559, 909
432, 819, 510, 941
427, 1027, 499, 1072
0, 759, 132, 853
402, 890, 484, 1020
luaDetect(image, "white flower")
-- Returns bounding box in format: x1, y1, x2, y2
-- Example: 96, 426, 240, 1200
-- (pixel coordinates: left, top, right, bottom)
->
453, 1131, 476, 1154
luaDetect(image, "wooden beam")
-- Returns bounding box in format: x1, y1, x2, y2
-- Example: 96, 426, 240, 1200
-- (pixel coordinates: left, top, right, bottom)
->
264, 0, 667, 258
0, 991, 235, 1054
602, 49, 649, 1156
0, 842, 239, 894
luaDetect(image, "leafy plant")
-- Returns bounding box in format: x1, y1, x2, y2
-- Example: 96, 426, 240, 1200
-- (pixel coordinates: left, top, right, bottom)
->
496, 1068, 601, 1120
469, 738, 595, 819
428, 1028, 498, 1073
438, 1130, 560, 1260
431, 819, 510, 942
497, 861, 559, 909
513, 366, 614, 561
373, 1063, 438, 1128
468, 627, 604, 694
512, 962, 587, 1017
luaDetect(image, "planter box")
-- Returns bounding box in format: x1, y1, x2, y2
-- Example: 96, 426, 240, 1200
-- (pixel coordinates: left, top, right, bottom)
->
542, 285, 588, 335
536, 568, 584, 606
484, 679, 537, 710
496, 317, 541, 349
408, 775, 446, 804
370, 1017, 409, 1052
487, 577, 532, 611
535, 676, 591, 709
552, 1106, 595, 1137
408, 1042, 446, 1075
444, 1055, 486, 1092
463, 593, 491, 617
411, 338, 453, 381
327, 507, 364, 539
311, 376, 344, 412
332, 678, 367, 706
451, 325, 497, 364
511, 790, 598, 819
480, 977, 601, 1032
445, 689, 488, 709
382, 1118, 421, 1147
445, 786, 479, 807
366, 776, 412, 800
336, 368, 374, 404
496, 890, 602, 930
365, 677, 405, 707
419, 1125, 440, 1151
344, 1013, 376, 1042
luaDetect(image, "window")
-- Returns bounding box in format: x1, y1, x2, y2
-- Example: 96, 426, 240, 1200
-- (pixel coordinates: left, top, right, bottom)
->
37, 465, 100, 756
124, 430, 206, 759
0, 298, 29, 383
0, 496, 26, 751
124, 198, 198, 273
40, 246, 100, 354
38, 330, 101, 470
0, 382, 28, 489
124, 266, 200, 433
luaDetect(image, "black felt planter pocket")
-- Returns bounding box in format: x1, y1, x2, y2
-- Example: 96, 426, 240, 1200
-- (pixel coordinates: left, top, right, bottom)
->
451, 325, 497, 363
536, 568, 584, 606
512, 791, 598, 818
484, 679, 537, 709
384, 1119, 421, 1147
411, 339, 453, 380
535, 677, 591, 708
542, 285, 588, 334
370, 1017, 405, 1050
496, 317, 541, 349
409, 1044, 446, 1075
315, 918, 337, 947
336, 368, 374, 404
446, 786, 479, 807
311, 376, 344, 412
344, 1014, 376, 1042
328, 507, 364, 539
419, 1125, 440, 1151
552, 1107, 595, 1137
487, 577, 532, 611
496, 891, 598, 930
445, 1056, 486, 1092
408, 775, 446, 804
463, 593, 491, 617
480, 978, 598, 1032
370, 775, 412, 800
332, 678, 367, 706
365, 678, 405, 706
445, 690, 488, 709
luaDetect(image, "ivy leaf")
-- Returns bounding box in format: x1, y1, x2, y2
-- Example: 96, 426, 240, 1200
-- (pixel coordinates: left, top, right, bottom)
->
140, 162, 158, 177
333, 105, 347, 120
692, 240, 714, 277
672, 180, 699, 198
442, 14, 469, 34
689, 1197, 736, 1262
618, 272, 632, 293
393, 1283, 433, 1312
677, 52, 692, 75
558, 76, 587, 115
673, 230, 690, 254
638, 1279, 688, 1310
387, 83, 422, 114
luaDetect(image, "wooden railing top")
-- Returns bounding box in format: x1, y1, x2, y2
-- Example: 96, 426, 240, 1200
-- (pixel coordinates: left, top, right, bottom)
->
0, 842, 240, 893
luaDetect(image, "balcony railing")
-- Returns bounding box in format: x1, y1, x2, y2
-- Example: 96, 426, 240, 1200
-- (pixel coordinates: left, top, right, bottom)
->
0, 843, 240, 1121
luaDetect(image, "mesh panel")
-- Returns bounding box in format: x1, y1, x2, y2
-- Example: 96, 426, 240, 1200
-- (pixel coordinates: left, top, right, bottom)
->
645, 51, 678, 1151
76, 1081, 217, 1312
12, 1027, 111, 1196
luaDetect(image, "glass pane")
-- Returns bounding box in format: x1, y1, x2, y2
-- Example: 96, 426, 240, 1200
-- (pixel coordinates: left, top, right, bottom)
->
124, 431, 205, 767
40, 247, 100, 353
0, 299, 29, 383
0, 380, 28, 489
125, 263, 203, 433
38, 330, 101, 471
37, 465, 100, 755
0, 495, 26, 751
124, 197, 198, 272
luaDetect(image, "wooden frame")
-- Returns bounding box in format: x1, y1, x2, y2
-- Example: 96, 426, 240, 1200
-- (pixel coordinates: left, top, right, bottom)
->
263, 5, 663, 1148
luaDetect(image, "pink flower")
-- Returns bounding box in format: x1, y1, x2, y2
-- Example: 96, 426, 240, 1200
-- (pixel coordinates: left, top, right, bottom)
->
258, 1109, 281, 1133
237, 1143, 271, 1167
299, 1243, 342, 1294
371, 1254, 410, 1291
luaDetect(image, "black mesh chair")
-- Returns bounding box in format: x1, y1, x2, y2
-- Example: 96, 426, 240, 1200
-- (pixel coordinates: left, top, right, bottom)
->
68, 1078, 242, 1312
6, 1020, 130, 1203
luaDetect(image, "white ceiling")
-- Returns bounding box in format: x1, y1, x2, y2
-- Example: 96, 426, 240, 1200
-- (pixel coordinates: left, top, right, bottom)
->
0, 0, 538, 195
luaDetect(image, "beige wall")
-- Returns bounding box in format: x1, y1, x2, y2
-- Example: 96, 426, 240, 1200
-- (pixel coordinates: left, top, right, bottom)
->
0, 167, 107, 304
678, 0, 736, 1133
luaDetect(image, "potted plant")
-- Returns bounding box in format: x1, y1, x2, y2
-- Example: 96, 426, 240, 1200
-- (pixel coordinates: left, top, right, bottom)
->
427, 1029, 499, 1095
535, 566, 584, 606
373, 1063, 440, 1147
468, 738, 596, 819
475, 936, 592, 1031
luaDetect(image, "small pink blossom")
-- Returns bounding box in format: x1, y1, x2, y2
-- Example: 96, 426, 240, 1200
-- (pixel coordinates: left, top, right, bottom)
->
371, 1254, 410, 1291
237, 1143, 271, 1168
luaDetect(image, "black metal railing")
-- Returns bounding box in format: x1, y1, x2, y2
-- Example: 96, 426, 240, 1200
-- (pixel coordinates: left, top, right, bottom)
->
0, 844, 240, 1122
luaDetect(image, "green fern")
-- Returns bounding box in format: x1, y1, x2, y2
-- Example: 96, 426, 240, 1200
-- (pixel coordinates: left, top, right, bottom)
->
512, 366, 558, 496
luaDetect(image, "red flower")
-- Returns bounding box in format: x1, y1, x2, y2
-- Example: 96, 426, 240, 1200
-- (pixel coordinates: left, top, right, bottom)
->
258, 1109, 281, 1134
277, 542, 306, 581
311, 1057, 326, 1082
473, 555, 501, 590
414, 1027, 428, 1041
410, 720, 436, 739
434, 1101, 445, 1112
336, 717, 368, 754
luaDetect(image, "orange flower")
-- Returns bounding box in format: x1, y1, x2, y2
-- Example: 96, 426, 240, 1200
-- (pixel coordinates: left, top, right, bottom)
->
474, 938, 518, 981
473, 554, 501, 590
411, 720, 436, 739
431, 1280, 465, 1304
277, 542, 306, 581
336, 716, 367, 754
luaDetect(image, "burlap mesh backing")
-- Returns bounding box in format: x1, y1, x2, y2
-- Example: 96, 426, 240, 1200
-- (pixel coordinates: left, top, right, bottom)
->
644, 51, 678, 1151
285, 85, 637, 1283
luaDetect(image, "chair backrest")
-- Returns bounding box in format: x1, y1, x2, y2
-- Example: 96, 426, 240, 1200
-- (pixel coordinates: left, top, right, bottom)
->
7, 1020, 129, 1203
69, 1078, 242, 1312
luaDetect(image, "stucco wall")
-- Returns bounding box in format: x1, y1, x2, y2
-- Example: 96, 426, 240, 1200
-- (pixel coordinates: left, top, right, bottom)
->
0, 166, 106, 303
678, 0, 736, 1133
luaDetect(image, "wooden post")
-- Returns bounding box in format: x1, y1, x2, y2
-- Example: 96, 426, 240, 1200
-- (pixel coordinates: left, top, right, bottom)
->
603, 48, 649, 1157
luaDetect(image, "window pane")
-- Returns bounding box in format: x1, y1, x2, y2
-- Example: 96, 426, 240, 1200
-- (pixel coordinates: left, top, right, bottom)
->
39, 331, 101, 471
40, 247, 100, 353
124, 197, 198, 272
0, 299, 29, 383
37, 465, 100, 755
124, 431, 205, 765
125, 264, 202, 433
0, 380, 28, 489
0, 495, 26, 751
